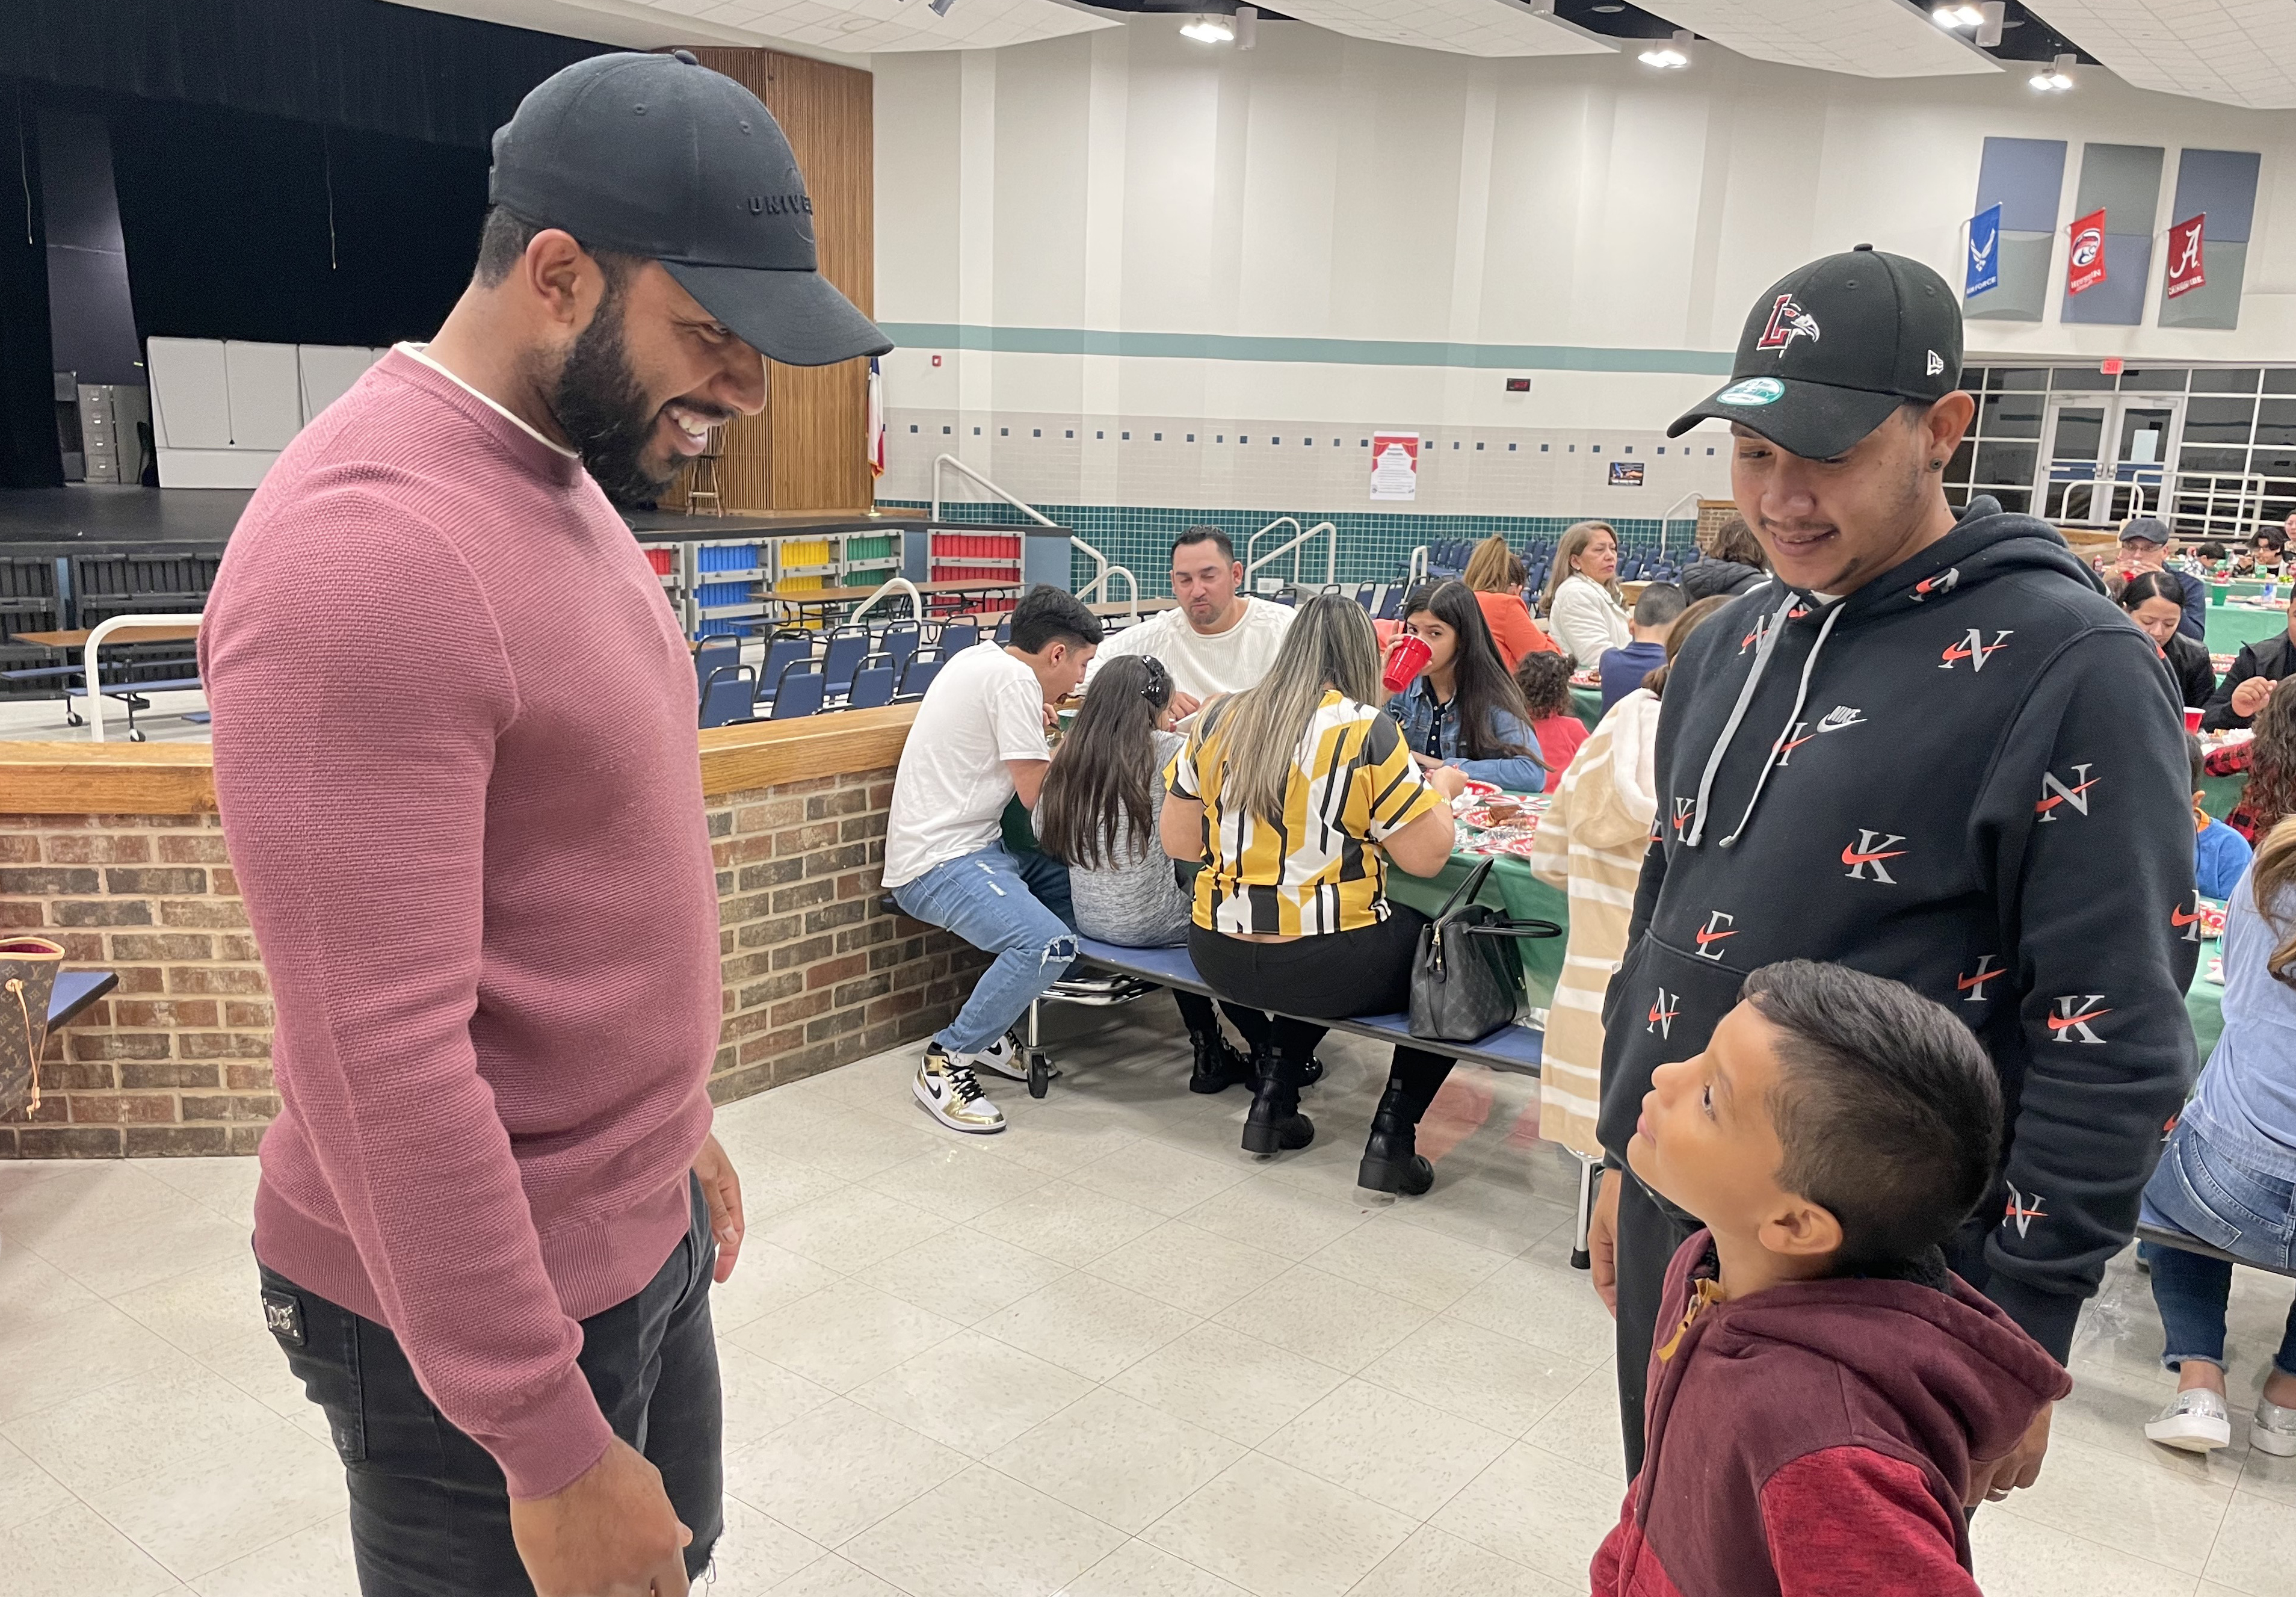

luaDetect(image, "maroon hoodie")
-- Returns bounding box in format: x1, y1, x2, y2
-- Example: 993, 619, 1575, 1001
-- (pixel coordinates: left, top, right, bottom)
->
1592, 1231, 2071, 1597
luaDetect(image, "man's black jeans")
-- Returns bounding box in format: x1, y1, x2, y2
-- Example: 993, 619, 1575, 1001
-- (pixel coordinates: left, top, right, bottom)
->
258, 1175, 723, 1596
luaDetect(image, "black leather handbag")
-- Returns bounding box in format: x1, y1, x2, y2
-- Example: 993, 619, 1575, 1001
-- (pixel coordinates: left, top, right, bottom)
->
1407, 859, 1562, 1044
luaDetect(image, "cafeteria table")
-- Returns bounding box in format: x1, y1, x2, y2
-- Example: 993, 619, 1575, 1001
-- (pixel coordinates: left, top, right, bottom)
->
2188, 917, 2226, 1064
767, 577, 1020, 626
1570, 686, 1605, 730
2206, 602, 2286, 655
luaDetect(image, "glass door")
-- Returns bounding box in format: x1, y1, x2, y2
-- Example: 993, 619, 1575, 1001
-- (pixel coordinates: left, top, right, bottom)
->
2038, 394, 2185, 524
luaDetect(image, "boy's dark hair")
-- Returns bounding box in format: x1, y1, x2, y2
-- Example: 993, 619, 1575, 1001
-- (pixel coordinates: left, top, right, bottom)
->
2188, 730, 2206, 791
1741, 960, 2002, 1271
1513, 649, 1575, 720
1634, 582, 1686, 629
1010, 585, 1104, 654
474, 205, 637, 289
1172, 525, 1235, 564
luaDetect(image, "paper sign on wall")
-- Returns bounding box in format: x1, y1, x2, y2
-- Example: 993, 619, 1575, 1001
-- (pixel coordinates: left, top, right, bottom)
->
2067, 207, 2107, 295
2166, 214, 2206, 299
1369, 433, 1419, 501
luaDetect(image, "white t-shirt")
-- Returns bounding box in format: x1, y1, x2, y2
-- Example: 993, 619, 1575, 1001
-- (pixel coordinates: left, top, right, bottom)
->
1089, 598, 1295, 702
883, 643, 1051, 888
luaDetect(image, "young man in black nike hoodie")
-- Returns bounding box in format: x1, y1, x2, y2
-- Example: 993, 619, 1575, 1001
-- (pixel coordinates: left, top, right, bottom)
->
1592, 247, 2198, 1500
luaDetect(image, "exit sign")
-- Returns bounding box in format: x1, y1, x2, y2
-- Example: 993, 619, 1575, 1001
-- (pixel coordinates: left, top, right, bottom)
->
1504, 377, 1531, 392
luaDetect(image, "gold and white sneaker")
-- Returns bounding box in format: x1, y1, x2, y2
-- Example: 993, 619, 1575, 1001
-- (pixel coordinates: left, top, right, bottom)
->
966, 1033, 1030, 1083
915, 1044, 1005, 1134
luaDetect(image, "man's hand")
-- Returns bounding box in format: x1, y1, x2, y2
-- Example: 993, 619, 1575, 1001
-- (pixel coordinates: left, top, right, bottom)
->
510, 1438, 692, 1596
1168, 690, 1203, 720
692, 1133, 744, 1285
2232, 676, 2275, 719
1588, 1171, 1621, 1316
1966, 1403, 2052, 1507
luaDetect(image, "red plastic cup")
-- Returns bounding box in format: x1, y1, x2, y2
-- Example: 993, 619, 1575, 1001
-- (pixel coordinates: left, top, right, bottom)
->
2186, 706, 2205, 734
1383, 634, 1433, 694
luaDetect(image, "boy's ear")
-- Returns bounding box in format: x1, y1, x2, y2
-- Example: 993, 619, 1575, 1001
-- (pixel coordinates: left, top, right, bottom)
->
1756, 1197, 1844, 1262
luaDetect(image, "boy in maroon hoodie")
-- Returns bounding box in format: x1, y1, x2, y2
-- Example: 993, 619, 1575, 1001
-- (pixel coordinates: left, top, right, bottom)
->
1593, 960, 2072, 1597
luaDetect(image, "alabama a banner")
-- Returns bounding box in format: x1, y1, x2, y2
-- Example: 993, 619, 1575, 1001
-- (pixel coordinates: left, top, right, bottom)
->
2067, 207, 2107, 296
2166, 214, 2206, 300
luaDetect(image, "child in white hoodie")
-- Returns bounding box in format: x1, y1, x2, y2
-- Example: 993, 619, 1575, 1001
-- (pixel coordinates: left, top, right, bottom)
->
1528, 595, 1729, 1157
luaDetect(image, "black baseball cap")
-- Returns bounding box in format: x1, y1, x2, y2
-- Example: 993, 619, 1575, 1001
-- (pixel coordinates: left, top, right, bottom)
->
1669, 245, 1962, 459
490, 51, 890, 367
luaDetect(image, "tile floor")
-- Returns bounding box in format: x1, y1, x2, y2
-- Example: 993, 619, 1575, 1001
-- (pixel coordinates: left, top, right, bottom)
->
4, 994, 2294, 1595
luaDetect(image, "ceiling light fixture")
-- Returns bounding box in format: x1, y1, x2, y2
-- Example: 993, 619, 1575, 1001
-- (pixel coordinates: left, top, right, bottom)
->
1931, 4, 1983, 26
1180, 14, 1235, 43
1933, 2, 2005, 45
1638, 30, 1693, 70
927, 0, 956, 14
1236, 4, 1257, 49
2030, 52, 2076, 91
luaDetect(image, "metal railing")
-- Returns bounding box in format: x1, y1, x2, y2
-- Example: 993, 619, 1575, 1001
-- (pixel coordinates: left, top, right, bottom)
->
1656, 491, 1701, 554
1406, 545, 1430, 585
847, 576, 922, 628
929, 453, 1137, 604
2168, 470, 2294, 545
82, 612, 203, 743
1244, 516, 1337, 593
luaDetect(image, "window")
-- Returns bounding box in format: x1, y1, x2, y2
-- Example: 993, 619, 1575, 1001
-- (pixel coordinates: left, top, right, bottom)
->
1032, 428, 1040, 437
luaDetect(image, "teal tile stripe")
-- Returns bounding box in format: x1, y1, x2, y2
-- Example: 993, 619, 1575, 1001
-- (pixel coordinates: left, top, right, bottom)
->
876, 323, 1734, 376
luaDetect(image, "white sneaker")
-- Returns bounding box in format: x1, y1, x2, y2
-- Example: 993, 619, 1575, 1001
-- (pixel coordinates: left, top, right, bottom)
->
2146, 1388, 2232, 1452
2254, 1395, 2296, 1458
964, 1033, 1031, 1083
915, 1045, 1005, 1134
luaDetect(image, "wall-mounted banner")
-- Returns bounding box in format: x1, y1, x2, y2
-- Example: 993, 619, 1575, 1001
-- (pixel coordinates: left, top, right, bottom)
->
1608, 460, 1645, 487
2165, 214, 2206, 300
1966, 202, 2002, 297
2067, 207, 2108, 295
1369, 433, 1419, 501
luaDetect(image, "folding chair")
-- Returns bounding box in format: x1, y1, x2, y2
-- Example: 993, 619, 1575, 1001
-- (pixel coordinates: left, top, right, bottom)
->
751, 632, 814, 708
699, 664, 758, 728
877, 620, 922, 673
844, 653, 897, 710
1353, 582, 1379, 611
821, 626, 871, 700
935, 620, 980, 655
693, 635, 739, 703
768, 659, 828, 719
895, 648, 944, 702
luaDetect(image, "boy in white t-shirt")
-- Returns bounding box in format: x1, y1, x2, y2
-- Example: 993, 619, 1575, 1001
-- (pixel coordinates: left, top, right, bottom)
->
884, 586, 1102, 1132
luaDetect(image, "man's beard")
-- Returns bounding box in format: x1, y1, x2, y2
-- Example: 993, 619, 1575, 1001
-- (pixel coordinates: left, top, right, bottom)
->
552, 281, 681, 508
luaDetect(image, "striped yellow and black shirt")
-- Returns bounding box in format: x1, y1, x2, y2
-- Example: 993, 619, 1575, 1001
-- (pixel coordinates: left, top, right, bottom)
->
1167, 690, 1445, 936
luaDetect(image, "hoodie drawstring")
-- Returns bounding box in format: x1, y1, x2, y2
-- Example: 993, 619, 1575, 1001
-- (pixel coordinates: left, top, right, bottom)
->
1717, 599, 1846, 849
1684, 588, 1798, 846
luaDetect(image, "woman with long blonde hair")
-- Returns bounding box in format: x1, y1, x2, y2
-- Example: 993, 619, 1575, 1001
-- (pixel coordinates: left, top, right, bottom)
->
1162, 597, 1470, 1194
2134, 815, 2296, 1456
1541, 520, 1633, 665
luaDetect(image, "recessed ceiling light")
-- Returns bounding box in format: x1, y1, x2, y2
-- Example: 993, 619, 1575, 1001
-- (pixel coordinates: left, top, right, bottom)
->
1931, 4, 1983, 25
1593, 4, 1625, 12
2029, 52, 2076, 91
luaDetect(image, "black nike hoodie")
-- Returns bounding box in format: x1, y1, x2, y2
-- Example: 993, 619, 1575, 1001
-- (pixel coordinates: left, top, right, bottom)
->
1600, 496, 2200, 1361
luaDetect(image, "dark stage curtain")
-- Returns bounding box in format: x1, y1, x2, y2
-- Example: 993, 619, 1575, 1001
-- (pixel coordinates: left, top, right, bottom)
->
0, 0, 608, 150
0, 83, 61, 490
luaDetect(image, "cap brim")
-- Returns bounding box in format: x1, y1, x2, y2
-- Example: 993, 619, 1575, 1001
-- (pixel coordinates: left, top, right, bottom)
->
662, 261, 893, 367
1667, 376, 1906, 460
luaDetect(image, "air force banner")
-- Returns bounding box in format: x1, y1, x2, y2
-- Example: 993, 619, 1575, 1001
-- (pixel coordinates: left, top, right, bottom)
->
1966, 202, 2002, 298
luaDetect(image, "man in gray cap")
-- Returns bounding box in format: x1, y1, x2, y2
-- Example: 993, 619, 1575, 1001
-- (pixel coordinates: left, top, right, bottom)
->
2115, 515, 2208, 643
202, 53, 888, 1596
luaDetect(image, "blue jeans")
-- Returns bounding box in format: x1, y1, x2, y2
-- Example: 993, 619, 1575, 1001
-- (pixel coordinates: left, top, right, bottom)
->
2141, 1118, 2296, 1377
892, 844, 1078, 1055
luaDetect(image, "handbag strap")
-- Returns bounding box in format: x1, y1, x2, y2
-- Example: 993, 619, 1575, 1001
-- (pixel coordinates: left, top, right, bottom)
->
1464, 916, 1564, 940
1431, 856, 1498, 926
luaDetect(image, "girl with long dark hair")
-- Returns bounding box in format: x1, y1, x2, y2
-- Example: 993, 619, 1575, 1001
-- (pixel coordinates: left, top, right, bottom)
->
1036, 655, 1260, 1093
1384, 580, 1546, 791
2214, 679, 2296, 846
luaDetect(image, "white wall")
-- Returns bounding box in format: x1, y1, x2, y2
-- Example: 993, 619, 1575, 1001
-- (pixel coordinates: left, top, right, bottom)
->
869, 22, 2295, 516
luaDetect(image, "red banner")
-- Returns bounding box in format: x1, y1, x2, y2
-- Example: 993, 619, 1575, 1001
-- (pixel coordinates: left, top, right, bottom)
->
2166, 214, 2206, 299
2067, 207, 2108, 295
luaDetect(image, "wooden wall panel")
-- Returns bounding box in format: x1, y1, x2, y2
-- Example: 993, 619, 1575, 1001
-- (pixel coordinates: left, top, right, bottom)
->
673, 47, 875, 514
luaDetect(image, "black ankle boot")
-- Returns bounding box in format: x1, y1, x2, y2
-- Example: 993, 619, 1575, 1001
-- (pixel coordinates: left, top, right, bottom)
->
1188, 1030, 1253, 1095
1357, 1081, 1434, 1196
1241, 1048, 1314, 1156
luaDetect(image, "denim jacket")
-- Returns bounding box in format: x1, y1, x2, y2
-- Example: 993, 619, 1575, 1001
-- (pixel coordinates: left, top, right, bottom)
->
1383, 679, 1547, 792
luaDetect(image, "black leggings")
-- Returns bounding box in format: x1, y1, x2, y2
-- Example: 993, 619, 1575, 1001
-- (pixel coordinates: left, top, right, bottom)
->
1187, 909, 1454, 1117
1171, 989, 1270, 1049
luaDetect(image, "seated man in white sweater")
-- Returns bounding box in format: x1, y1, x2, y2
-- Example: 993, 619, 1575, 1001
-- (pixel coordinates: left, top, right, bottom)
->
1089, 527, 1294, 711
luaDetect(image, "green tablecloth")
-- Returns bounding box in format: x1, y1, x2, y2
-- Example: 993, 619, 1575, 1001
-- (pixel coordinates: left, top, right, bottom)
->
1385, 851, 1567, 1012
2207, 602, 2285, 655
2188, 931, 2225, 1064
1572, 686, 1605, 730
2201, 769, 2247, 821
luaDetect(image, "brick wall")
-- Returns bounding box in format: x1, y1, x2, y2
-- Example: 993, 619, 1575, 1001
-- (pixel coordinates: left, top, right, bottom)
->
0, 765, 987, 1158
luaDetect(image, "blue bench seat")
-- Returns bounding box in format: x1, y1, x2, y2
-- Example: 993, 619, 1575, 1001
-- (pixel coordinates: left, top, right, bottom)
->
1067, 934, 1543, 1078
2138, 1221, 2296, 1279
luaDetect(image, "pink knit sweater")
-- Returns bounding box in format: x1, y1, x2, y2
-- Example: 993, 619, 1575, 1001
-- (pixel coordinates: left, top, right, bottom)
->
202, 350, 720, 1500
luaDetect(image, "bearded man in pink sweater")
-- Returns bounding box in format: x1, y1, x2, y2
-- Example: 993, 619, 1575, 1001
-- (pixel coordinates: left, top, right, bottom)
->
200, 54, 889, 1597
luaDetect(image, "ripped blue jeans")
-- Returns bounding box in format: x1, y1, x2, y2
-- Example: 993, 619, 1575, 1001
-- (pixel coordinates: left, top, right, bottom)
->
891, 844, 1078, 1055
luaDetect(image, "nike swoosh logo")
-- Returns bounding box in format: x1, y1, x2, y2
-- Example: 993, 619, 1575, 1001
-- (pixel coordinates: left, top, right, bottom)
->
1694, 926, 1736, 948
1840, 845, 1909, 866
1942, 644, 1974, 663
2046, 1009, 2112, 1030
1957, 971, 1999, 992
2170, 907, 2202, 927
1777, 735, 1816, 755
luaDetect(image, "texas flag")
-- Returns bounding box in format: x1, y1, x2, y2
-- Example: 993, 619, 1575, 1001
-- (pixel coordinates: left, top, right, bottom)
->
2166, 214, 2206, 300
